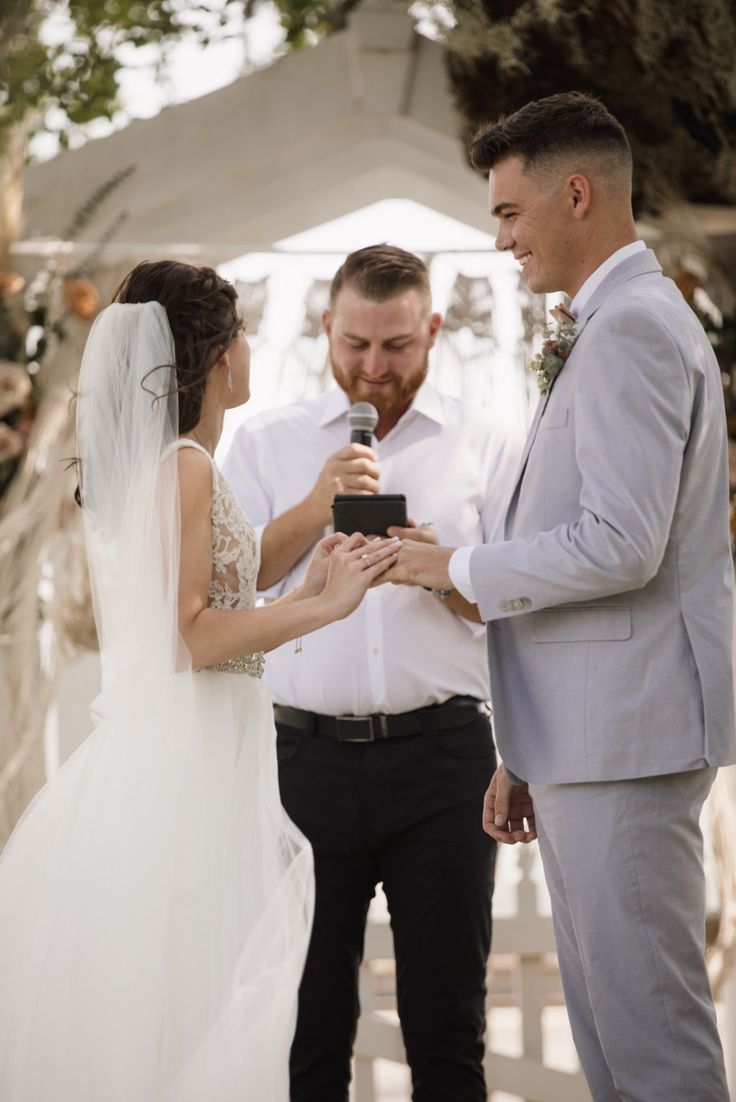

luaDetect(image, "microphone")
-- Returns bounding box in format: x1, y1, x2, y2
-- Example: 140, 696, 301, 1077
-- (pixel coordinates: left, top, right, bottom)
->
348, 402, 379, 447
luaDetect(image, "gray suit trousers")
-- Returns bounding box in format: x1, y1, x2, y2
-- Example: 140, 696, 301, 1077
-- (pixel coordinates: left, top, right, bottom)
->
530, 768, 728, 1102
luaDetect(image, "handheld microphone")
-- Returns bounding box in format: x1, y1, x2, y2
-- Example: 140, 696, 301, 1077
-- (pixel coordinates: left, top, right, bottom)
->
348, 402, 379, 447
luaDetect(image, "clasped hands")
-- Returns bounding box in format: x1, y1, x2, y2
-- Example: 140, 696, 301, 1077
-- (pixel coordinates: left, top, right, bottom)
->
301, 518, 455, 598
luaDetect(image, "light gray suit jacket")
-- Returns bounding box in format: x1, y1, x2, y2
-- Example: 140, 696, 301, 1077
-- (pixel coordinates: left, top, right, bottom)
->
471, 249, 736, 783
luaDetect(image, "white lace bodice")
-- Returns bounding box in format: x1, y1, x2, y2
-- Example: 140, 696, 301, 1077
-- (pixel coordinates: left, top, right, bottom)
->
208, 464, 259, 613
178, 440, 264, 677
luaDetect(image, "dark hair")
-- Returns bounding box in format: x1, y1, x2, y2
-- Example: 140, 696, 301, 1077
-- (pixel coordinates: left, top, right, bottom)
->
329, 245, 430, 308
113, 259, 242, 433
470, 92, 632, 177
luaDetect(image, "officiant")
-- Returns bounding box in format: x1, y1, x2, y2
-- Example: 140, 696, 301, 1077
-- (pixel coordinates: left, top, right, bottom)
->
224, 244, 520, 1102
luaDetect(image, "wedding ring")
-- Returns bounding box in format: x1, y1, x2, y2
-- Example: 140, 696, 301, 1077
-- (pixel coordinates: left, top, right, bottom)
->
361, 552, 372, 566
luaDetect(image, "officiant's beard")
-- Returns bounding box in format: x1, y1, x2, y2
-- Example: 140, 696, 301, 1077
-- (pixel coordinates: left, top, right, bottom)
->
330, 353, 429, 419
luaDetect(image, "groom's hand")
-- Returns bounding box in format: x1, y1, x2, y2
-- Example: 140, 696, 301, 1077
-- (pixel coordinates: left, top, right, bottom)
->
483, 764, 537, 845
376, 539, 454, 589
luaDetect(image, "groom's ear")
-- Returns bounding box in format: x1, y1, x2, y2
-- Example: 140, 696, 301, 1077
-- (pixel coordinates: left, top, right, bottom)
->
322, 309, 332, 337
567, 173, 592, 220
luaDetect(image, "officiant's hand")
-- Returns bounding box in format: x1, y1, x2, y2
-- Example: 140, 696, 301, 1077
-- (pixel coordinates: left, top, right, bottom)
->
386, 518, 439, 545
306, 444, 380, 525
483, 764, 537, 845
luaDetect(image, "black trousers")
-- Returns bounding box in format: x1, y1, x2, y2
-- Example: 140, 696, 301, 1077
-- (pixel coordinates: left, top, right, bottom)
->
276, 709, 497, 1102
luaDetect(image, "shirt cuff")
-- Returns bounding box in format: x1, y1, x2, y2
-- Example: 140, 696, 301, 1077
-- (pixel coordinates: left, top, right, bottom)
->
448, 546, 477, 604
253, 523, 266, 574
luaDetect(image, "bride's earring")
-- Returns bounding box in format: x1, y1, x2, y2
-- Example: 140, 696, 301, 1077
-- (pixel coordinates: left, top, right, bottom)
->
226, 367, 233, 392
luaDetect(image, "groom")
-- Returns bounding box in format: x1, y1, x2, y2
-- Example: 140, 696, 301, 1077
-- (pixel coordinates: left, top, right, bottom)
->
385, 92, 736, 1101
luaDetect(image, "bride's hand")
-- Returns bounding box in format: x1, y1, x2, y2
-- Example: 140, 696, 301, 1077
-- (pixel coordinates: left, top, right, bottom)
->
300, 532, 355, 598
319, 532, 400, 620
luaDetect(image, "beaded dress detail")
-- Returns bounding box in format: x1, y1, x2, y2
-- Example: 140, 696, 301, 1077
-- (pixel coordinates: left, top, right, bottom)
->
184, 441, 265, 678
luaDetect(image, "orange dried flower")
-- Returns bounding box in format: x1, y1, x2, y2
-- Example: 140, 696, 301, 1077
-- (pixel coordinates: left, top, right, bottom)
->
0, 270, 25, 295
63, 278, 100, 321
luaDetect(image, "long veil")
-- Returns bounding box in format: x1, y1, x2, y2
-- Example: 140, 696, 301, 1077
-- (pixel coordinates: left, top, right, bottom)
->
0, 303, 313, 1100
78, 301, 184, 689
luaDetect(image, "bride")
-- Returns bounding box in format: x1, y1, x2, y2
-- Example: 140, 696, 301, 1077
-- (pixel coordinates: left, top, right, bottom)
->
0, 260, 399, 1101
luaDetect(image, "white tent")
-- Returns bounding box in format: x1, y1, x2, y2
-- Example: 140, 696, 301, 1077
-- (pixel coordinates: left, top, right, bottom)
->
20, 0, 491, 261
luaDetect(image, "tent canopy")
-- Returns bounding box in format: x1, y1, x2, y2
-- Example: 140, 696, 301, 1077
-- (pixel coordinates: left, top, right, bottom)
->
18, 0, 736, 272
20, 1, 492, 260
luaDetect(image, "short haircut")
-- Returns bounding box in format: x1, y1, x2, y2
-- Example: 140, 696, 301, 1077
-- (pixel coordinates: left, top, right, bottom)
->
329, 245, 430, 308
470, 92, 632, 183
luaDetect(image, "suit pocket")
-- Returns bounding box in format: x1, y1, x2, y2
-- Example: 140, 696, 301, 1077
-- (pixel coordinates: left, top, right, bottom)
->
538, 407, 569, 431
531, 606, 632, 643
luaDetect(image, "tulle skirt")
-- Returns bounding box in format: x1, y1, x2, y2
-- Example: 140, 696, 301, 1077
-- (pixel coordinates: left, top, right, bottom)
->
0, 668, 313, 1101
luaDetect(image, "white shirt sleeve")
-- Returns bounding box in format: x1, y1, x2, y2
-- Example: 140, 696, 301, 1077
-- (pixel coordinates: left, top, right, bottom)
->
480, 416, 525, 544
449, 418, 524, 612
221, 425, 288, 599
449, 546, 478, 603
221, 426, 266, 516
252, 523, 267, 567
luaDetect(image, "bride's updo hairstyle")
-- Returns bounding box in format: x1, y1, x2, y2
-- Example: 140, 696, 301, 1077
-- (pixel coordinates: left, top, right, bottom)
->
113, 259, 242, 432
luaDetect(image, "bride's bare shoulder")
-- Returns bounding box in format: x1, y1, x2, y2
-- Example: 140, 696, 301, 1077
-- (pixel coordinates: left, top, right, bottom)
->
176, 446, 213, 517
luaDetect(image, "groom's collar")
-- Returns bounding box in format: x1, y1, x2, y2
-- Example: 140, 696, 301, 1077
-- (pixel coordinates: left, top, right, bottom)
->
572, 246, 662, 337
570, 241, 646, 319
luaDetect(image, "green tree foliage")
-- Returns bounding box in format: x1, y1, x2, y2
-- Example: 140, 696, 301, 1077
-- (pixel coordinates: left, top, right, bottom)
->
0, 0, 250, 261
442, 0, 736, 215
0, 0, 246, 155
269, 0, 359, 47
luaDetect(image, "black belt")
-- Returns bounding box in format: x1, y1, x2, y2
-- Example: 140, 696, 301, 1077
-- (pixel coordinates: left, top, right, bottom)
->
273, 696, 487, 743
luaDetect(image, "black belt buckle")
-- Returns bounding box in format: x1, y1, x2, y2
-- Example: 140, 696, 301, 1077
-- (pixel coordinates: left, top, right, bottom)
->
334, 714, 389, 742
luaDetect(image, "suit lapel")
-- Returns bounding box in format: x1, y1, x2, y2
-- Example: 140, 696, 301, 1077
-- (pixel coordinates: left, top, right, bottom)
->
501, 248, 663, 538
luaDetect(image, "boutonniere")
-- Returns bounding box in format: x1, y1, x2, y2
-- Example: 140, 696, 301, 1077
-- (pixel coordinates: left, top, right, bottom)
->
529, 304, 578, 393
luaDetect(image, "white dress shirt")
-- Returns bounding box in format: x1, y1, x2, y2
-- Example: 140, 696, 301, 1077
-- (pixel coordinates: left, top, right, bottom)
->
448, 241, 646, 604
223, 383, 521, 715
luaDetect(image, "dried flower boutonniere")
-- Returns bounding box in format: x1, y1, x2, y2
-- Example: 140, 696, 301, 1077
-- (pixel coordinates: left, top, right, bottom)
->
529, 304, 578, 393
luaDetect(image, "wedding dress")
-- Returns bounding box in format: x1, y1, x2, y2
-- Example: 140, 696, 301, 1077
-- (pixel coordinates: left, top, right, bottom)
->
0, 302, 313, 1101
